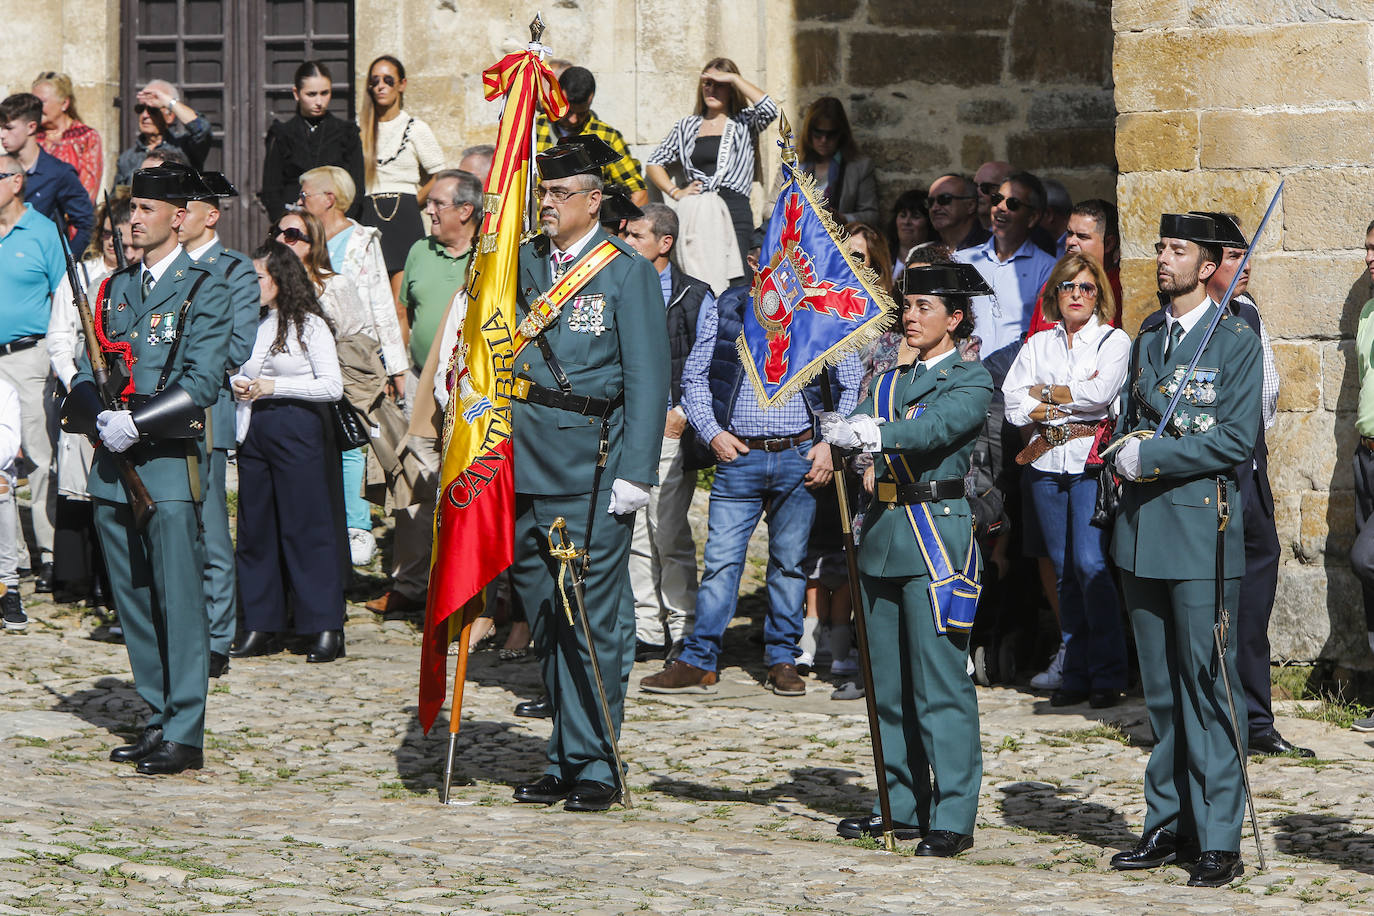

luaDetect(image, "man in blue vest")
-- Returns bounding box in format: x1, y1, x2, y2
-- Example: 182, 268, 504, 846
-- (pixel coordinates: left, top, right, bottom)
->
641, 285, 862, 697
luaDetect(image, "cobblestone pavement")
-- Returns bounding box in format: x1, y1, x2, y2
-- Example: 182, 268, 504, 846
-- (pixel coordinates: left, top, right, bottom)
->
4, 506, 1374, 913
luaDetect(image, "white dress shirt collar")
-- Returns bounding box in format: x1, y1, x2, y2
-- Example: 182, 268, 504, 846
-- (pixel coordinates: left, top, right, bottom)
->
186, 236, 219, 262
142, 244, 185, 284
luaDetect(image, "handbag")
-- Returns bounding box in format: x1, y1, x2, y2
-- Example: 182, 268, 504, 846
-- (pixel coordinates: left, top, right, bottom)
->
329, 398, 371, 450
1089, 468, 1121, 530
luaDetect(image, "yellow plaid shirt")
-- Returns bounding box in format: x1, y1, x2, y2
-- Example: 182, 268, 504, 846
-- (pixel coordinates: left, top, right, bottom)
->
535, 112, 646, 192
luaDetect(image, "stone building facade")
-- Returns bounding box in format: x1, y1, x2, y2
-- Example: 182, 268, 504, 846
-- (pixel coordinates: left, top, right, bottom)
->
3, 0, 1369, 666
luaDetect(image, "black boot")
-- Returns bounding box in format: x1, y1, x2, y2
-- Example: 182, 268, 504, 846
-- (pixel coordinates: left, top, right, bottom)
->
229, 631, 280, 658
110, 725, 163, 763
305, 630, 345, 663
1111, 827, 1179, 870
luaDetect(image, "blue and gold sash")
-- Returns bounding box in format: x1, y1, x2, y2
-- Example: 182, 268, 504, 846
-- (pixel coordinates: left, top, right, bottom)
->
875, 367, 981, 635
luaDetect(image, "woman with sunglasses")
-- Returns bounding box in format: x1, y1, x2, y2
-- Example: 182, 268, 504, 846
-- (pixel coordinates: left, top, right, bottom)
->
645, 58, 777, 281
1001, 251, 1130, 709
32, 72, 102, 202
359, 55, 445, 302
260, 61, 366, 222
272, 205, 399, 567
231, 241, 348, 663
793, 97, 876, 226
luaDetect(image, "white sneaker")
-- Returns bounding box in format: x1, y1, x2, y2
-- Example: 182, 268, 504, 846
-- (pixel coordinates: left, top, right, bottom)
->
1030, 640, 1067, 690
796, 650, 815, 669
348, 528, 376, 566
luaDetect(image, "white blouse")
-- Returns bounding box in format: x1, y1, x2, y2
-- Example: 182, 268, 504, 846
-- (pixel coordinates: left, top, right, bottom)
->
369, 112, 445, 196
237, 311, 343, 403
1002, 315, 1131, 474
47, 256, 113, 388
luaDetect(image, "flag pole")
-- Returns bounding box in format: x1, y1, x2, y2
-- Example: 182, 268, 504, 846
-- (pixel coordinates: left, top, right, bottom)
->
777, 114, 897, 852
441, 599, 479, 803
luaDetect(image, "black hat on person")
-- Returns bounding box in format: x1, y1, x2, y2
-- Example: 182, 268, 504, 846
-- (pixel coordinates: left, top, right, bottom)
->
130, 162, 209, 202
190, 171, 239, 201
599, 183, 643, 227
1187, 210, 1248, 249
898, 261, 993, 298
536, 134, 619, 180
1158, 212, 1218, 245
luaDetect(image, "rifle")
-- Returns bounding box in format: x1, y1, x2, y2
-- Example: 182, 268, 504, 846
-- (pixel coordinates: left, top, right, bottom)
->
55, 211, 157, 529
104, 190, 127, 270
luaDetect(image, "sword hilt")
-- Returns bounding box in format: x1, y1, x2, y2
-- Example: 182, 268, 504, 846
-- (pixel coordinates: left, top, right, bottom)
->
546, 516, 584, 562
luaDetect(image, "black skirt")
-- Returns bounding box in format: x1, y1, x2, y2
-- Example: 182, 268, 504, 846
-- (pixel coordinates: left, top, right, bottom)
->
360, 192, 423, 274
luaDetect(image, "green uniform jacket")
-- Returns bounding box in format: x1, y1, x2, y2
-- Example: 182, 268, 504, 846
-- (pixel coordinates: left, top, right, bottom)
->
1110, 302, 1262, 579
512, 228, 669, 496
75, 251, 234, 502
854, 356, 993, 579
193, 240, 261, 450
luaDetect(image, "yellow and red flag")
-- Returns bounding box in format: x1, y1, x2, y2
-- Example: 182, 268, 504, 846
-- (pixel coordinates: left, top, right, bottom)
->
417, 48, 567, 733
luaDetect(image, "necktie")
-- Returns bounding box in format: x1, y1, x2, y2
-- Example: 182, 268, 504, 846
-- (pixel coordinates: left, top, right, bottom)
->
1164, 323, 1184, 360
552, 251, 573, 279
913, 363, 928, 378
141, 270, 155, 301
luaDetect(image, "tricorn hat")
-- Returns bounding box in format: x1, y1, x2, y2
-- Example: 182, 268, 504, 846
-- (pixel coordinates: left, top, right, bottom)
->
1187, 210, 1248, 249
1158, 212, 1218, 245
190, 171, 239, 201
536, 134, 619, 181
898, 262, 993, 298
599, 183, 643, 226
130, 162, 210, 202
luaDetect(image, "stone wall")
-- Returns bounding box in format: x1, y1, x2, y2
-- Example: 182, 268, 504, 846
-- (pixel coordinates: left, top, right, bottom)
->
792, 0, 1117, 215
1113, 3, 1372, 667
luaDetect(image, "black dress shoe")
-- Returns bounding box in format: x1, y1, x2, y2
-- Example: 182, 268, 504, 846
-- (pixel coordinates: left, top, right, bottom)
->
565, 779, 620, 812
34, 562, 54, 594
1249, 729, 1315, 758
109, 726, 163, 763
228, 631, 279, 658
208, 651, 229, 679
836, 814, 924, 841
635, 640, 666, 663
1187, 849, 1243, 887
514, 695, 552, 719
1089, 689, 1121, 709
1051, 689, 1089, 707
135, 741, 203, 775
915, 830, 973, 857
513, 774, 572, 804
305, 630, 345, 663
1110, 826, 1179, 870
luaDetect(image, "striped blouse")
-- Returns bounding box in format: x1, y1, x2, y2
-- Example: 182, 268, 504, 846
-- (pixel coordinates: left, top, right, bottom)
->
645, 95, 780, 196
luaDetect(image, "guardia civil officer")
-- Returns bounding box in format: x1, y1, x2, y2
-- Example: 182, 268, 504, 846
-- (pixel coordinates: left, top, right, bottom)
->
1108, 213, 1262, 887
819, 263, 995, 857
178, 170, 259, 678
61, 165, 233, 775
508, 137, 669, 812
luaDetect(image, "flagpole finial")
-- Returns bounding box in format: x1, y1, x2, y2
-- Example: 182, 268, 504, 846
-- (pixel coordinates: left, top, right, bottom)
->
778, 111, 798, 171
530, 13, 545, 44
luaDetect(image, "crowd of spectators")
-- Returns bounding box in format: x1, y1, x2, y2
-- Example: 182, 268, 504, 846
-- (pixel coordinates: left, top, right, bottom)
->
0, 55, 1308, 757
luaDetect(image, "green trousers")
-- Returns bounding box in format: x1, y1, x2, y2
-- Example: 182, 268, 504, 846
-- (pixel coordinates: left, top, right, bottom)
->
511, 490, 635, 786
202, 448, 236, 656
1121, 572, 1247, 852
94, 497, 209, 748
862, 573, 982, 834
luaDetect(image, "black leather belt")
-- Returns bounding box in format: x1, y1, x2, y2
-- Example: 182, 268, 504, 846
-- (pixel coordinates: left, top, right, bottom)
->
741, 429, 813, 452
0, 335, 41, 356
512, 375, 623, 417
875, 477, 965, 505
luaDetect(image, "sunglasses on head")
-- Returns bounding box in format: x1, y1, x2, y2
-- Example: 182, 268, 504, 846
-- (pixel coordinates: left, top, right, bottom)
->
926, 193, 972, 208
368, 74, 397, 88
271, 226, 309, 244
990, 191, 1029, 212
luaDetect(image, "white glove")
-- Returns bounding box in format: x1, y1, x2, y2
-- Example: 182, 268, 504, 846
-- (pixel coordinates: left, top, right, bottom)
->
607, 478, 651, 516
850, 415, 883, 452
1115, 438, 1143, 481
817, 411, 858, 448
96, 409, 140, 453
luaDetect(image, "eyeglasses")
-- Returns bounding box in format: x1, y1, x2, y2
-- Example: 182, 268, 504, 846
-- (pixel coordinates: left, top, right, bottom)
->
271, 226, 309, 244
0, 171, 18, 180
1056, 280, 1098, 299
134, 103, 156, 115
990, 192, 1030, 212
536, 185, 593, 204
925, 193, 972, 208
977, 182, 1001, 197
368, 74, 397, 88
811, 127, 840, 140
425, 199, 458, 213
297, 189, 330, 201
847, 250, 866, 265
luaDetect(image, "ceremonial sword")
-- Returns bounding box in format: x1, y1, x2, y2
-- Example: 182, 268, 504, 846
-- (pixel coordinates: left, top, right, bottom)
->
1104, 182, 1284, 870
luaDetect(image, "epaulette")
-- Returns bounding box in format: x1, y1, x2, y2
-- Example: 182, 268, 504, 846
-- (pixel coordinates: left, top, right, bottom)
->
604, 233, 640, 259
527, 233, 552, 258
1137, 307, 1167, 334
113, 261, 141, 279
1224, 312, 1254, 336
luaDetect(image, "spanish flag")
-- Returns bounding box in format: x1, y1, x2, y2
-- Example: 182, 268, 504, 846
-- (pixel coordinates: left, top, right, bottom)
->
417, 48, 567, 733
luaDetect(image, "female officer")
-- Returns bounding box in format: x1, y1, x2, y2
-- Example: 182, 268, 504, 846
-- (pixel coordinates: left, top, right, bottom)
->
819, 263, 994, 857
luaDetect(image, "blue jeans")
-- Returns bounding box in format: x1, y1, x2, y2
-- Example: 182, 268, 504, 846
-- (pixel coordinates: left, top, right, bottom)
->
1025, 467, 1127, 691
678, 443, 818, 672
340, 447, 370, 530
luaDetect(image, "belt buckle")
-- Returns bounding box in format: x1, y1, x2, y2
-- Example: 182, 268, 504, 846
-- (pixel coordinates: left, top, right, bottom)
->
1042, 424, 1068, 447
512, 376, 532, 401
763, 436, 786, 451
876, 481, 897, 503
